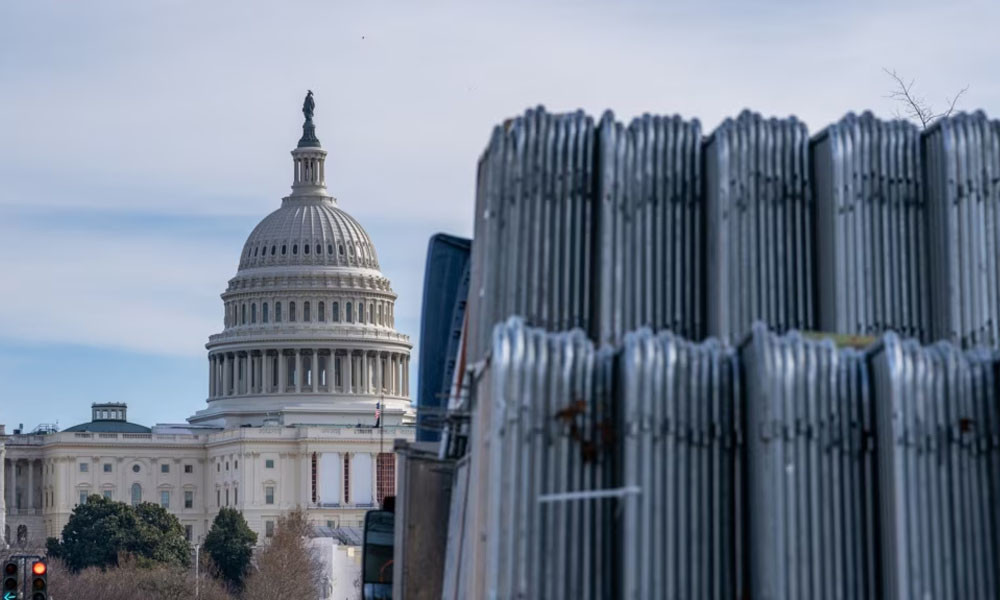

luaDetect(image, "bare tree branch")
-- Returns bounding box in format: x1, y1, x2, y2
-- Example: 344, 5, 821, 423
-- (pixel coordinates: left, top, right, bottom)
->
883, 67, 970, 129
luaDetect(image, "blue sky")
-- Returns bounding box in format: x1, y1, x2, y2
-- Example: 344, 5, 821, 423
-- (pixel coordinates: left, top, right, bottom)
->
2, 0, 998, 431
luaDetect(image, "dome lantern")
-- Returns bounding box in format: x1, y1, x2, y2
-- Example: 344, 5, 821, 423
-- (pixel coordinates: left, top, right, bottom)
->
290, 90, 328, 198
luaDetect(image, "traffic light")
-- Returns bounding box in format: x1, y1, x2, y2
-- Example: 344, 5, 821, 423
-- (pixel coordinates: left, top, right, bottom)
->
3, 560, 17, 599
30, 560, 47, 600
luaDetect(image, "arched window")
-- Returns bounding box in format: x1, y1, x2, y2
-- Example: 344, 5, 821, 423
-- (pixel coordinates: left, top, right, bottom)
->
241, 304, 247, 325
338, 244, 345, 256
263, 302, 269, 323
369, 303, 374, 324
131, 483, 142, 506
276, 302, 283, 323
251, 303, 257, 323
304, 244, 310, 255
358, 303, 364, 323
281, 245, 287, 255
316, 244, 321, 255
304, 302, 311, 322
319, 302, 325, 322
332, 302, 340, 322
378, 304, 383, 325
292, 244, 298, 255
346, 302, 353, 323
271, 245, 276, 255
290, 301, 297, 322
328, 244, 333, 255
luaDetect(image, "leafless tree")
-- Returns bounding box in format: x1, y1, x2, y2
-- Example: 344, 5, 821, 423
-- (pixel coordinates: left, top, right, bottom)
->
884, 68, 969, 129
242, 510, 325, 600
45, 557, 234, 600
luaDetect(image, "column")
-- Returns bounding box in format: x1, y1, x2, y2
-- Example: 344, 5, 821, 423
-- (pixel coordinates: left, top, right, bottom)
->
263, 351, 271, 393
11, 459, 19, 511
208, 356, 214, 397
362, 353, 369, 394
376, 352, 384, 395
278, 351, 287, 392
1, 449, 7, 521
388, 354, 394, 395
404, 356, 410, 396
344, 351, 353, 394
27, 460, 35, 511
325, 352, 335, 392
228, 354, 235, 395
392, 355, 399, 395
311, 351, 319, 393
294, 350, 302, 393
218, 354, 226, 396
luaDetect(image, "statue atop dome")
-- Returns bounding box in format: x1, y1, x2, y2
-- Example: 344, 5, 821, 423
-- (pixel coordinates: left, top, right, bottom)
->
303, 90, 315, 120
298, 90, 321, 148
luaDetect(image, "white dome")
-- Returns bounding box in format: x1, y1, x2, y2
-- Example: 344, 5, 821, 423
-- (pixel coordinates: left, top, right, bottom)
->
193, 96, 412, 429
238, 199, 379, 271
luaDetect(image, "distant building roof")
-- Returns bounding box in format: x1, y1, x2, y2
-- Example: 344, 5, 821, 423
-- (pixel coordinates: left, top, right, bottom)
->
63, 402, 150, 433
62, 420, 151, 434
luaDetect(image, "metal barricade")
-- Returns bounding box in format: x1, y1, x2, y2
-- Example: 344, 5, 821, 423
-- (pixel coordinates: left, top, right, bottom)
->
812, 113, 929, 340
870, 333, 1000, 599
924, 112, 1000, 348
706, 111, 815, 342
619, 328, 739, 599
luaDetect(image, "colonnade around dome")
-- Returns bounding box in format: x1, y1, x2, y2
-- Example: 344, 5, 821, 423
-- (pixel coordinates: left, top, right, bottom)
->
208, 347, 410, 399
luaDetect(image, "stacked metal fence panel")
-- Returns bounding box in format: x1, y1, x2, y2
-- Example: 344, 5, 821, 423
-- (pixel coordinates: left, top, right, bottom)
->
706, 111, 815, 342
869, 334, 1000, 600
595, 113, 705, 345
742, 324, 878, 600
467, 108, 597, 365
481, 317, 616, 600
924, 112, 1000, 348
619, 328, 739, 599
812, 113, 929, 340
466, 107, 705, 365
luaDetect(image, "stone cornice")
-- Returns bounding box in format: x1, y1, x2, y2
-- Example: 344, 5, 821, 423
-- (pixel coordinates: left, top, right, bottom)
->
223, 271, 394, 296
206, 325, 411, 349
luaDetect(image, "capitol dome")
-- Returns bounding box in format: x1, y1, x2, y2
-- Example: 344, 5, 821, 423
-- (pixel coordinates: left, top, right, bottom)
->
238, 201, 380, 271
190, 92, 412, 428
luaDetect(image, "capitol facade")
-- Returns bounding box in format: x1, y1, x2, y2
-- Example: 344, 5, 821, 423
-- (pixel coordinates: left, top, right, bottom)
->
0, 95, 415, 547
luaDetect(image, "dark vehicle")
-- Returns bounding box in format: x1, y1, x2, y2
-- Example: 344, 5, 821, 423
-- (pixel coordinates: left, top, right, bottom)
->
362, 510, 394, 600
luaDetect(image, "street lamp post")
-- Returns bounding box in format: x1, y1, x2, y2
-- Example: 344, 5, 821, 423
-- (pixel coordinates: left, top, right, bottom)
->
194, 543, 201, 599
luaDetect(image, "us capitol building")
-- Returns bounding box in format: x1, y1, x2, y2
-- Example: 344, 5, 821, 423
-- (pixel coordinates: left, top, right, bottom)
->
0, 93, 414, 547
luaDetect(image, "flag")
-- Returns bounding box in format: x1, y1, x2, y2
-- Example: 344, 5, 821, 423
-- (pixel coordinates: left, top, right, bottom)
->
374, 401, 381, 428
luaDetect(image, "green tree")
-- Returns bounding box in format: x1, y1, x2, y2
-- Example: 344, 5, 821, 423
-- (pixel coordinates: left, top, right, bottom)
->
47, 495, 191, 572
203, 507, 257, 591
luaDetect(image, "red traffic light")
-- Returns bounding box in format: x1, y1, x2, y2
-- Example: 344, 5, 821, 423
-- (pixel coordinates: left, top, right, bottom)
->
32, 561, 47, 576
3, 563, 15, 575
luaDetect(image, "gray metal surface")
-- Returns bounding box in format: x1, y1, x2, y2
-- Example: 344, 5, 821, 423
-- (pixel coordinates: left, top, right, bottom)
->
595, 112, 705, 345
706, 111, 815, 343
441, 105, 1000, 600
870, 333, 1000, 600
466, 107, 703, 366
480, 317, 614, 600
392, 441, 456, 600
619, 328, 739, 599
924, 112, 1000, 348
812, 113, 929, 340
742, 323, 877, 600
